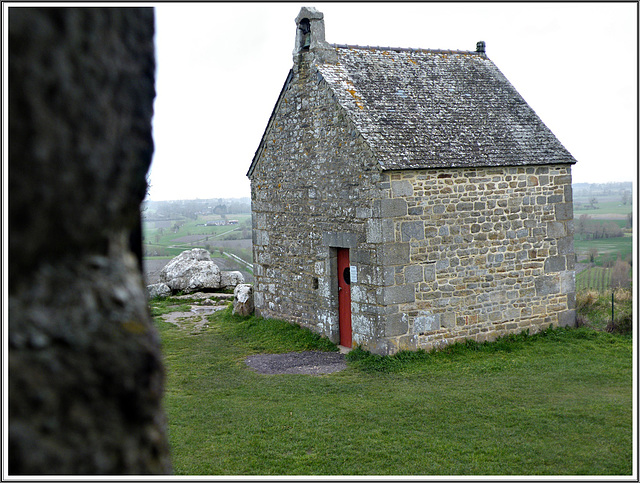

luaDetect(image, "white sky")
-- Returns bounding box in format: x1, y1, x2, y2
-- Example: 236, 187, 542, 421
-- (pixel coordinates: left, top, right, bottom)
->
148, 2, 638, 201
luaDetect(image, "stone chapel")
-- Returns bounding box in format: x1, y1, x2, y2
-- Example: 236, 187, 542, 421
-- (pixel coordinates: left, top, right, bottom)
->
247, 7, 577, 355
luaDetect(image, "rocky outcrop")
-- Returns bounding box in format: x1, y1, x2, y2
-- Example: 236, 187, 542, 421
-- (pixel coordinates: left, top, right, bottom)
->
156, 249, 245, 294
8, 7, 171, 474
233, 284, 254, 316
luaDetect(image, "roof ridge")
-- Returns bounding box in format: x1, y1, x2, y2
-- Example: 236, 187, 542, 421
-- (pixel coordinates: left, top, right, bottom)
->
331, 43, 482, 56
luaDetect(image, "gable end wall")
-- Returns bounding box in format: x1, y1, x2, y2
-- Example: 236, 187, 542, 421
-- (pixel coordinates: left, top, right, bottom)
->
249, 56, 384, 344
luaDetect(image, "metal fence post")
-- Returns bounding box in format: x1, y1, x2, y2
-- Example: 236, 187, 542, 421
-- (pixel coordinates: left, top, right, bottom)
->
612, 290, 615, 323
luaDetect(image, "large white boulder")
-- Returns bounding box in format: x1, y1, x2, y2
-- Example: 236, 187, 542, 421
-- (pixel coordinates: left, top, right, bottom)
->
159, 248, 221, 293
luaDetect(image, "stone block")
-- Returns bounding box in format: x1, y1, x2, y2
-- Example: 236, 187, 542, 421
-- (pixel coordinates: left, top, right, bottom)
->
456, 202, 474, 211
379, 242, 410, 266
544, 256, 566, 273
546, 221, 566, 238
555, 203, 573, 221
558, 309, 576, 327
401, 221, 425, 241
505, 307, 520, 320
366, 218, 394, 243
350, 285, 367, 304
564, 184, 573, 202
373, 198, 408, 218
560, 270, 576, 293
322, 231, 358, 248
351, 249, 371, 265
254, 212, 267, 230
554, 174, 572, 186
565, 219, 575, 236
233, 284, 254, 316
254, 229, 269, 246
441, 312, 456, 328
391, 180, 413, 197
253, 290, 264, 308
377, 266, 397, 287
535, 275, 560, 296
386, 312, 409, 336
413, 312, 439, 333
557, 236, 574, 256
423, 264, 436, 282
405, 264, 424, 283
378, 284, 415, 305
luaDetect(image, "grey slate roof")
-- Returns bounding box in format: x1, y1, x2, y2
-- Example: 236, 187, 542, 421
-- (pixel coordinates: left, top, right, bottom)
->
316, 45, 576, 170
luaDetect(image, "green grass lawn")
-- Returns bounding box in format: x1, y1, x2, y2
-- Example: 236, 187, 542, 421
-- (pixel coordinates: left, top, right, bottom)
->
152, 304, 633, 476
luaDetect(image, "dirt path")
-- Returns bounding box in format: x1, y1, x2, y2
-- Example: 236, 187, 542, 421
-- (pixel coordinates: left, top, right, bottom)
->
245, 351, 347, 375
156, 293, 232, 332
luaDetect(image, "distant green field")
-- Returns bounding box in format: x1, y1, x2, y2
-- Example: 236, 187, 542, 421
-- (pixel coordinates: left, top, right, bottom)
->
573, 193, 633, 292
572, 192, 633, 272
143, 215, 250, 244
574, 200, 632, 217
142, 213, 252, 260
574, 233, 633, 265
575, 218, 628, 229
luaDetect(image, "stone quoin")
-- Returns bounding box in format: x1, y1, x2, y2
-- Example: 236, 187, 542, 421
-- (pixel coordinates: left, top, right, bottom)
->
247, 6, 577, 355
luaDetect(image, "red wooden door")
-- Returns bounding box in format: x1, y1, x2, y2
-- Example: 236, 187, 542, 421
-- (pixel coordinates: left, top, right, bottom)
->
337, 248, 352, 348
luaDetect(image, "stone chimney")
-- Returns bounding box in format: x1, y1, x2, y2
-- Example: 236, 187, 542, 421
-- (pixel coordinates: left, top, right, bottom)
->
293, 7, 335, 64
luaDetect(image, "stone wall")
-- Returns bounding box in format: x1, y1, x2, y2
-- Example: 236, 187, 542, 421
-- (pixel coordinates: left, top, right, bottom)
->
9, 7, 171, 474
375, 165, 576, 353
250, 55, 385, 344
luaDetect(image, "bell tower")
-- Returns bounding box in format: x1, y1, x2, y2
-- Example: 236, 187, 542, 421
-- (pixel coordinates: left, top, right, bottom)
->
293, 7, 330, 60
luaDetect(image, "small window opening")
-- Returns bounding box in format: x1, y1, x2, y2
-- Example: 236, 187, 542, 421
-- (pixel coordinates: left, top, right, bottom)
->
342, 267, 351, 285
299, 18, 311, 50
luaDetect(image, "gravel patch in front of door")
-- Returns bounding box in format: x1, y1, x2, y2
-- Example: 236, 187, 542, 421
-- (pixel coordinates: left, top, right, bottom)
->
245, 351, 347, 375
